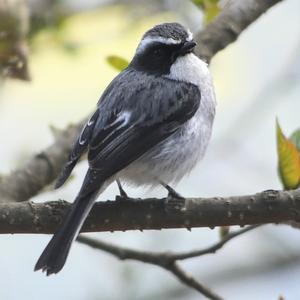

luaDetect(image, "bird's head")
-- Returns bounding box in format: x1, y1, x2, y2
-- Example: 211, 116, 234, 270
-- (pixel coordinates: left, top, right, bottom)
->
130, 22, 197, 76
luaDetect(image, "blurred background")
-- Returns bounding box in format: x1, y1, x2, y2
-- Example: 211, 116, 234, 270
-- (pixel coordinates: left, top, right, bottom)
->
0, 0, 300, 299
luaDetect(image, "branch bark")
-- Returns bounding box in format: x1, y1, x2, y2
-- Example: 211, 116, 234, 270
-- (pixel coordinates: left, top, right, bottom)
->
0, 189, 299, 234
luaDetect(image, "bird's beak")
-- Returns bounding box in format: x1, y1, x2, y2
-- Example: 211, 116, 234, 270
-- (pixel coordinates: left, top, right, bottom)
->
178, 41, 197, 56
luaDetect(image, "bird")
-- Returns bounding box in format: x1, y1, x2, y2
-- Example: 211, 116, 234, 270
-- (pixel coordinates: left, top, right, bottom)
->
34, 22, 216, 275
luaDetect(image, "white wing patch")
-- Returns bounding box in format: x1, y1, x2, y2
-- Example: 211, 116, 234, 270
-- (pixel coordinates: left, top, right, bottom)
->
87, 118, 95, 126
79, 126, 88, 145
113, 110, 131, 127
118, 111, 131, 126
79, 115, 96, 145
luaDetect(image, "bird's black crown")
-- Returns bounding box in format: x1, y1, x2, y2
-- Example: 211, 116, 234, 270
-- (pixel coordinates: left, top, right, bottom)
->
142, 22, 190, 44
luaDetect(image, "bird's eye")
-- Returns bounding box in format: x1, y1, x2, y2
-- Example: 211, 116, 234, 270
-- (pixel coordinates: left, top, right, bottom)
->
153, 48, 163, 56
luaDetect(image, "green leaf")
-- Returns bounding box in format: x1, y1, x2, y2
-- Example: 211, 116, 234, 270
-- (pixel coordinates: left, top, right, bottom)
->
276, 120, 300, 190
106, 55, 129, 71
203, 1, 220, 23
192, 0, 220, 24
192, 0, 205, 7
290, 129, 300, 151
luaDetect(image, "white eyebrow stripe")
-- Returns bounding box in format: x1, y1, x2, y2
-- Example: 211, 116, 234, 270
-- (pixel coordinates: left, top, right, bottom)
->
186, 29, 193, 42
137, 36, 182, 53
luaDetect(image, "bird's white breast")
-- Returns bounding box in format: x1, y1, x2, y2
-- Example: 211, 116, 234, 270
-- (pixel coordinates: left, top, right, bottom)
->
120, 53, 216, 186
167, 53, 214, 88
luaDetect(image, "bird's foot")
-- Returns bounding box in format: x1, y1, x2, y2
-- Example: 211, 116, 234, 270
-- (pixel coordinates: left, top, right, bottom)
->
164, 184, 185, 200
161, 183, 186, 214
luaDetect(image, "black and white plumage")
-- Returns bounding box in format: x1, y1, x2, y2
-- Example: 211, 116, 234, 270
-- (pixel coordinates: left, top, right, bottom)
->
35, 22, 216, 275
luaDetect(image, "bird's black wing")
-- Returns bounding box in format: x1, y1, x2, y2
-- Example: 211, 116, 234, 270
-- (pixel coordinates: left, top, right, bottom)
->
79, 69, 201, 196
55, 109, 99, 188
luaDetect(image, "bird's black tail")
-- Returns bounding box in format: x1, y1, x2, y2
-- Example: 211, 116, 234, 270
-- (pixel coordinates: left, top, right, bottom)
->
34, 190, 98, 275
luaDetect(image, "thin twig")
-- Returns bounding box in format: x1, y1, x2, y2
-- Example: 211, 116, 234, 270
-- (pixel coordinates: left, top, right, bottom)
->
77, 235, 223, 300
168, 263, 223, 300
171, 224, 261, 260
77, 225, 259, 300
77, 225, 259, 263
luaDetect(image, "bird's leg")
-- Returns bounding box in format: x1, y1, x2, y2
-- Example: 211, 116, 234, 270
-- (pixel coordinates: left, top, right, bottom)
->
160, 181, 186, 213
115, 179, 130, 201
161, 182, 184, 199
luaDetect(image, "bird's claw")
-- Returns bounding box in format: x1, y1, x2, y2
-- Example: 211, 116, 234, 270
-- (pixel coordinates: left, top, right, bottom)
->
115, 179, 131, 201
164, 185, 186, 214
115, 193, 131, 202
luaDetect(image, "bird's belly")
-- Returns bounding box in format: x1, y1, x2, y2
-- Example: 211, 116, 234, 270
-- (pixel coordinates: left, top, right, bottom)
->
120, 102, 215, 187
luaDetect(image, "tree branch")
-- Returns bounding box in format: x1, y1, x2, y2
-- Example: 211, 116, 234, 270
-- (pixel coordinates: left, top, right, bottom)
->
0, 0, 283, 203
77, 225, 259, 300
0, 189, 299, 234
167, 263, 222, 300
195, 0, 283, 63
77, 240, 223, 300
0, 122, 84, 203
170, 224, 261, 260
